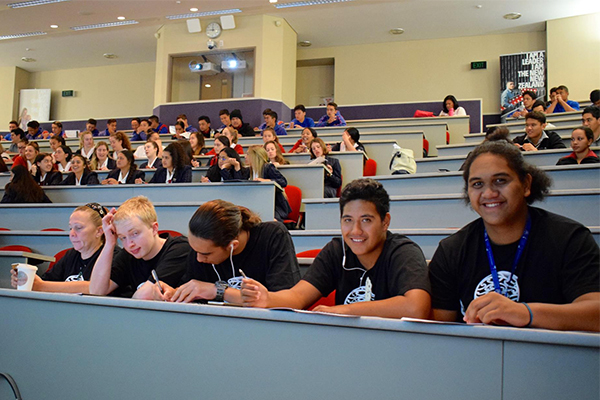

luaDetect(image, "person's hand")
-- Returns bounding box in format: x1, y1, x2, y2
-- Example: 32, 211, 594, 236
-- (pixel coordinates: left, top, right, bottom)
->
228, 158, 240, 170
10, 267, 18, 288
201, 176, 210, 183
254, 177, 270, 182
170, 280, 216, 303
42, 132, 51, 139
134, 178, 145, 184
191, 159, 200, 168
101, 208, 118, 247
240, 278, 269, 308
521, 143, 537, 152
219, 160, 231, 170
289, 122, 295, 129
99, 165, 109, 171
464, 292, 531, 327
313, 304, 347, 314
325, 164, 333, 174
30, 164, 38, 176
103, 178, 119, 185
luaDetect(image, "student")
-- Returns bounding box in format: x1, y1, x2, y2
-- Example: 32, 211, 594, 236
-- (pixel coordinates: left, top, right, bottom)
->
244, 145, 292, 222
511, 91, 537, 119
202, 147, 244, 183
439, 95, 467, 117
2, 165, 52, 203
290, 127, 317, 154
264, 140, 289, 166
54, 145, 73, 173
8, 127, 26, 153
131, 118, 147, 142
197, 115, 214, 139
31, 153, 62, 186
581, 106, 600, 145
309, 137, 342, 198
556, 127, 599, 165
59, 154, 100, 185
102, 150, 145, 185
139, 140, 162, 169
262, 128, 286, 154
109, 131, 132, 159
3, 120, 18, 141
222, 126, 244, 154
10, 203, 119, 293
76, 131, 96, 160
89, 196, 190, 299
262, 110, 287, 136
330, 127, 367, 155
546, 85, 580, 113
205, 135, 230, 166
149, 115, 169, 134
241, 178, 431, 318
51, 121, 65, 138
429, 141, 599, 331
162, 199, 301, 304
217, 109, 231, 132
90, 141, 116, 171
23, 142, 40, 171
229, 109, 256, 137
513, 111, 566, 151
146, 142, 192, 184
86, 118, 100, 136
591, 89, 600, 107
26, 120, 49, 140
190, 131, 209, 157
100, 119, 118, 137
316, 102, 347, 127
289, 104, 315, 129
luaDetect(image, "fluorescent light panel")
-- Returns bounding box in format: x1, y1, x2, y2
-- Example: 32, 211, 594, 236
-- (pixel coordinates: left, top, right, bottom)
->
274, 0, 354, 9
7, 0, 69, 9
70, 20, 139, 31
0, 31, 47, 40
166, 8, 242, 20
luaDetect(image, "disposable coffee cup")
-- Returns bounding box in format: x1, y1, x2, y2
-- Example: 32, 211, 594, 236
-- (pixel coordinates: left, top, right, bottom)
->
12, 263, 38, 291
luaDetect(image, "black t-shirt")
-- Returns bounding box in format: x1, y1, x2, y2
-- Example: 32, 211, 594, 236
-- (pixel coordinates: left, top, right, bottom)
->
302, 232, 430, 305
110, 234, 190, 291
182, 221, 301, 291
42, 245, 120, 282
429, 207, 600, 317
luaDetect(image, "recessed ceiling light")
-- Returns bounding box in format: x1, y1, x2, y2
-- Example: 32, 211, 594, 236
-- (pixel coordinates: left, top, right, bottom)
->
8, 0, 69, 9
204, 84, 211, 88
0, 31, 46, 40
117, 16, 126, 20
166, 8, 242, 20
298, 40, 312, 47
70, 20, 139, 31
390, 28, 404, 35
274, 0, 354, 9
270, 0, 278, 3
190, 7, 198, 12
50, 24, 59, 28
103, 53, 117, 59
21, 57, 36, 62
503, 12, 522, 20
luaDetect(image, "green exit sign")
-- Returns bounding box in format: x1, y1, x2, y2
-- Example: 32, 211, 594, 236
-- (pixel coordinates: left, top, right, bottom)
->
471, 61, 487, 70
62, 90, 74, 97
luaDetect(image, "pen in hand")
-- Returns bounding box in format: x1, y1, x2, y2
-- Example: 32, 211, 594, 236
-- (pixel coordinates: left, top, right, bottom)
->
151, 269, 164, 294
239, 269, 248, 279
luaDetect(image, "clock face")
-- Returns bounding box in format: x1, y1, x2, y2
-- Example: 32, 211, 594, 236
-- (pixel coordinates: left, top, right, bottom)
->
206, 22, 222, 39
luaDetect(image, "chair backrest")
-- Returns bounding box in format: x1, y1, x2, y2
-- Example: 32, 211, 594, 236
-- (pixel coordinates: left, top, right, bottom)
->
0, 228, 10, 231
47, 248, 71, 272
158, 230, 183, 237
296, 248, 337, 310
284, 185, 302, 223
363, 158, 377, 177
41, 228, 65, 232
336, 174, 343, 198
0, 245, 32, 252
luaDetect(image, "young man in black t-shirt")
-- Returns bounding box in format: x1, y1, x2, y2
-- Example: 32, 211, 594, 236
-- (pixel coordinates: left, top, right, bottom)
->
240, 178, 431, 318
89, 196, 190, 299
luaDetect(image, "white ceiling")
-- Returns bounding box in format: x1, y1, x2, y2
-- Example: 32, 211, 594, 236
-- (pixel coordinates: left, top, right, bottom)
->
0, 0, 598, 72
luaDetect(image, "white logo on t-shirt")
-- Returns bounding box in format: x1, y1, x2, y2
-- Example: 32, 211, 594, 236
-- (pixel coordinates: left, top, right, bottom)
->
344, 278, 375, 304
460, 271, 520, 315
65, 273, 84, 282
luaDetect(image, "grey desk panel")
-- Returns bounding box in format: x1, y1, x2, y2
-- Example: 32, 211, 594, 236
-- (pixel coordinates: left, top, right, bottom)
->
303, 190, 600, 230
280, 151, 365, 190
503, 341, 599, 400
277, 165, 325, 199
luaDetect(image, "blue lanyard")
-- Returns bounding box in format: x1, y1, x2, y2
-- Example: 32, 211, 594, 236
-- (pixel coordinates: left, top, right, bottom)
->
483, 215, 531, 296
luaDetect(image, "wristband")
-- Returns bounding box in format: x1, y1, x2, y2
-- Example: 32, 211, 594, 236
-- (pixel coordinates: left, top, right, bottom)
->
522, 302, 533, 328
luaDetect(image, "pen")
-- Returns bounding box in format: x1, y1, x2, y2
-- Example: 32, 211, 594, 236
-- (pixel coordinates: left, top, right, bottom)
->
239, 269, 248, 279
151, 269, 164, 294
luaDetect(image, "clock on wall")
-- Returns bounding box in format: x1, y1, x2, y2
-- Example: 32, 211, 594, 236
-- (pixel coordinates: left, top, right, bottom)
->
206, 22, 222, 39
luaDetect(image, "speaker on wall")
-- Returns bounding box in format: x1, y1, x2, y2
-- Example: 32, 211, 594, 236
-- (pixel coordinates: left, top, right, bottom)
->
220, 15, 236, 30
186, 19, 202, 33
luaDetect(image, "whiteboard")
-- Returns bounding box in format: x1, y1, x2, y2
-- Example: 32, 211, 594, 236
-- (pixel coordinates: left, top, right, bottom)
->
18, 89, 51, 130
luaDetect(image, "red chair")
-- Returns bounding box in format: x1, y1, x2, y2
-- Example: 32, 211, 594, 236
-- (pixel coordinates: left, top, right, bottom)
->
284, 185, 302, 229
46, 248, 70, 273
0, 228, 10, 231
42, 228, 64, 232
363, 159, 377, 177
297, 249, 338, 311
336, 174, 343, 198
423, 137, 430, 157
0, 245, 32, 252
158, 230, 183, 237
446, 130, 450, 145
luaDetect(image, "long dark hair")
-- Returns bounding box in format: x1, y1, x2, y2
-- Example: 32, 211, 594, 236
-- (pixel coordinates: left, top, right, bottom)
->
119, 150, 137, 174
164, 142, 187, 170
442, 95, 459, 113
6, 165, 47, 202
188, 199, 261, 248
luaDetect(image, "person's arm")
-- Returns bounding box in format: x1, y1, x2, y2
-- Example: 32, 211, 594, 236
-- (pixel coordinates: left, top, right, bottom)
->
464, 291, 600, 331
264, 164, 287, 187
556, 96, 576, 112
455, 107, 467, 116
88, 209, 120, 295
180, 166, 192, 183
314, 289, 430, 318
87, 172, 100, 185
548, 132, 567, 149
11, 257, 91, 293
324, 157, 342, 188
241, 279, 323, 309
545, 97, 558, 113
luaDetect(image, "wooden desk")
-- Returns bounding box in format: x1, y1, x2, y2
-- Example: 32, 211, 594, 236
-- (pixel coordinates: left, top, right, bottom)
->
0, 290, 597, 400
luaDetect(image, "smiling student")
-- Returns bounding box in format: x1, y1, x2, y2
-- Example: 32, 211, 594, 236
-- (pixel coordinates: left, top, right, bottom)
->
429, 141, 599, 331
241, 178, 431, 318
89, 196, 190, 299
513, 111, 566, 151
